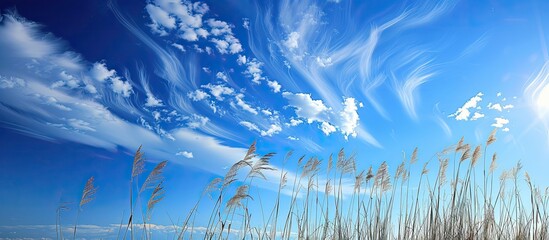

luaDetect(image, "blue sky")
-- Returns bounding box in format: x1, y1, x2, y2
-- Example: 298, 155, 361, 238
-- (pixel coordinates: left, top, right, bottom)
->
1, 0, 549, 238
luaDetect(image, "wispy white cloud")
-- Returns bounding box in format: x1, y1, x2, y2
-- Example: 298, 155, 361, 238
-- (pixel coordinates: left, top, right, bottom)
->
339, 97, 359, 139
491, 117, 510, 129
176, 151, 194, 158
282, 92, 330, 124
471, 112, 485, 121
448, 92, 484, 121
188, 89, 210, 101
202, 83, 234, 101
320, 121, 336, 135
267, 80, 281, 93
234, 93, 258, 115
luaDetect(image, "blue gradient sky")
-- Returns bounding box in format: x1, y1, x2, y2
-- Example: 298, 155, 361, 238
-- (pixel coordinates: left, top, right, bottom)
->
1, 0, 549, 238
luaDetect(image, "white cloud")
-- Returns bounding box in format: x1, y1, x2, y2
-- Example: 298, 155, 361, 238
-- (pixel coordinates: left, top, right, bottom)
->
243, 18, 250, 29
202, 83, 234, 100
316, 56, 333, 67
287, 118, 303, 127
171, 43, 186, 52
267, 80, 281, 93
188, 89, 210, 101
284, 31, 300, 49
320, 121, 336, 135
234, 93, 258, 115
240, 121, 260, 132
196, 28, 209, 38
146, 4, 176, 29
90, 62, 116, 82
261, 109, 272, 116
40, 95, 72, 111
216, 72, 229, 82
145, 94, 163, 107
207, 19, 231, 36
176, 151, 194, 158
449, 92, 484, 121
503, 104, 514, 110
237, 55, 247, 65
491, 117, 509, 128
502, 127, 510, 132
152, 111, 161, 121
68, 118, 96, 132
239, 121, 281, 137
0, 14, 58, 59
110, 76, 133, 97
211, 38, 229, 53
488, 103, 502, 112
261, 124, 282, 137
497, 92, 502, 97
186, 114, 209, 129
339, 97, 359, 139
244, 59, 264, 84
282, 92, 329, 123
181, 27, 199, 41
287, 136, 299, 141
0, 76, 26, 89
202, 67, 211, 73
470, 112, 485, 121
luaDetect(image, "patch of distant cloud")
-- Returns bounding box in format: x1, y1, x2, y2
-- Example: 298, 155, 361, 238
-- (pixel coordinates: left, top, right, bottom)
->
491, 117, 509, 129
234, 93, 258, 115
90, 62, 133, 97
0, 75, 26, 89
176, 151, 194, 158
282, 92, 360, 139
144, 0, 243, 55
188, 89, 210, 101
283, 31, 300, 49
448, 92, 483, 121
267, 80, 281, 93
202, 83, 234, 101
184, 114, 209, 129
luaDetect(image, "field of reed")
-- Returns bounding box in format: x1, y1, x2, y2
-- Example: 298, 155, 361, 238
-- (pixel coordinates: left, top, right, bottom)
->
66, 129, 549, 240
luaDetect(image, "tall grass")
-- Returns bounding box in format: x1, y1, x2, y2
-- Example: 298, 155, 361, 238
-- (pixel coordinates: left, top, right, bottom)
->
63, 130, 549, 239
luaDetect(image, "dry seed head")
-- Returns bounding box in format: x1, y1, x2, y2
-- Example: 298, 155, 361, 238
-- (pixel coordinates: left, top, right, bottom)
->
355, 170, 365, 191
248, 152, 276, 180
374, 161, 391, 192
325, 180, 332, 194
223, 160, 250, 189
327, 154, 333, 172
281, 172, 288, 189
456, 137, 465, 152
460, 144, 471, 162
80, 176, 97, 207
487, 128, 497, 146
297, 155, 305, 166
132, 145, 145, 178
471, 145, 481, 166
439, 158, 449, 186
402, 170, 409, 182
422, 162, 429, 175
284, 150, 294, 164
395, 161, 406, 181
365, 166, 374, 183
140, 160, 168, 193
227, 185, 252, 209
525, 172, 531, 184
146, 182, 165, 220
204, 177, 222, 198
512, 161, 523, 179
490, 153, 497, 173
410, 147, 418, 164
500, 170, 510, 182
